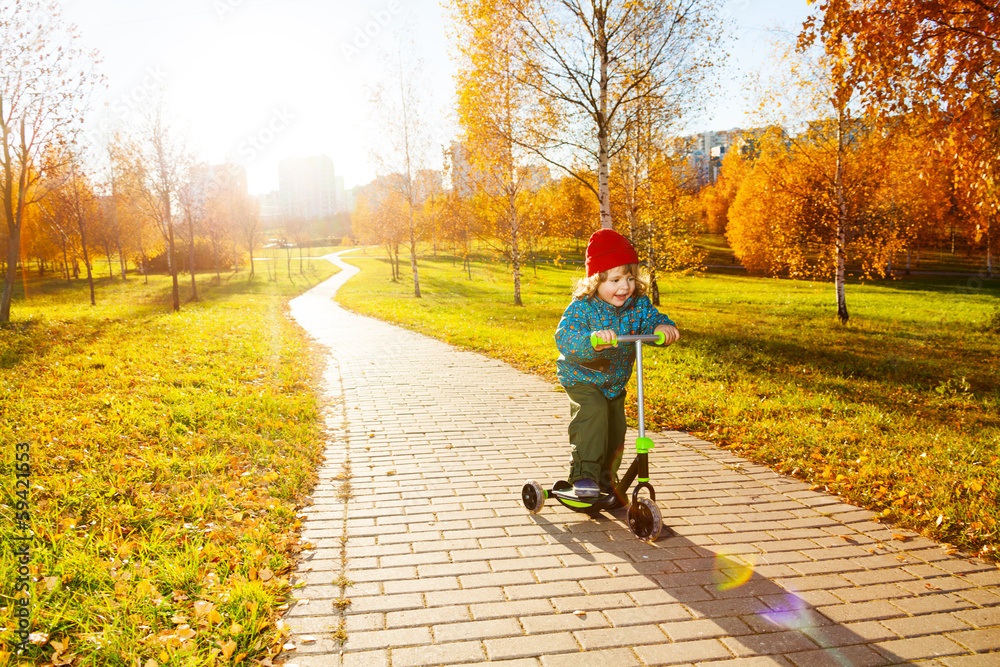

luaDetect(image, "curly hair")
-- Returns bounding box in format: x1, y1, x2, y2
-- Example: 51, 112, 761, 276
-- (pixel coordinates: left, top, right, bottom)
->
572, 263, 648, 300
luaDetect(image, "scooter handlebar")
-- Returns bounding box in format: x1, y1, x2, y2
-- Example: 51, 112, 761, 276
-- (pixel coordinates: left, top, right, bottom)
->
590, 331, 666, 348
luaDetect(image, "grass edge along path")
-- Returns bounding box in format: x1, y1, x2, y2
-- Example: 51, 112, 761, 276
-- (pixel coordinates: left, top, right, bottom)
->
1, 261, 339, 666
335, 252, 1000, 562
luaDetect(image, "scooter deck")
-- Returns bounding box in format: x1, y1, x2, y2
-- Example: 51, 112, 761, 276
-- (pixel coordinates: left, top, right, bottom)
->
548, 483, 625, 512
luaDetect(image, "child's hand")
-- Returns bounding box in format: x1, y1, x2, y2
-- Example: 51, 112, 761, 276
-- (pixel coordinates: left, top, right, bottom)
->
591, 329, 617, 351
655, 324, 680, 346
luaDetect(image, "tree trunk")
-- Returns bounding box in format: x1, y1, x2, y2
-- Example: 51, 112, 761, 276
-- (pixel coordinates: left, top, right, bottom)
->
166, 202, 180, 312
117, 235, 127, 280
61, 243, 70, 282
835, 105, 849, 325
596, 10, 612, 230
81, 231, 95, 307
0, 235, 18, 323
106, 238, 115, 278
510, 205, 522, 307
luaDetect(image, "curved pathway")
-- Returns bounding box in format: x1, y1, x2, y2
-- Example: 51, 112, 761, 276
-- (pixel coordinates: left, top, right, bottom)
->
282, 250, 1000, 666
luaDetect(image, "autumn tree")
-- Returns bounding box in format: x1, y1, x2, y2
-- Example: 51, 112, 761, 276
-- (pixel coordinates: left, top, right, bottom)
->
134, 102, 191, 311
43, 152, 101, 305
805, 0, 1000, 276
353, 177, 409, 281
505, 0, 724, 229
451, 0, 544, 305
1, 0, 100, 322
370, 39, 434, 298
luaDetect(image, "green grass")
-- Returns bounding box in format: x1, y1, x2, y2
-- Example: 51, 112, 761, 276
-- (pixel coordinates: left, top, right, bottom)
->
0, 261, 338, 665
337, 252, 1000, 559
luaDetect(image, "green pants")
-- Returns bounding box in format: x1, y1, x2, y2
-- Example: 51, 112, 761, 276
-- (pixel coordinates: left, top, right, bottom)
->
566, 383, 627, 488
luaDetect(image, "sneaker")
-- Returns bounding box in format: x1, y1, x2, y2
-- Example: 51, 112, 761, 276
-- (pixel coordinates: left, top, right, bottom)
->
573, 478, 600, 498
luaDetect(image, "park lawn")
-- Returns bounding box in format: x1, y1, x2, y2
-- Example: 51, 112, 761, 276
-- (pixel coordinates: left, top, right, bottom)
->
0, 260, 337, 666
336, 252, 1000, 559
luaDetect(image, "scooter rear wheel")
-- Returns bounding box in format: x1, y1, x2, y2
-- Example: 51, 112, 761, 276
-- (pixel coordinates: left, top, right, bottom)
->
521, 480, 546, 514
627, 497, 662, 542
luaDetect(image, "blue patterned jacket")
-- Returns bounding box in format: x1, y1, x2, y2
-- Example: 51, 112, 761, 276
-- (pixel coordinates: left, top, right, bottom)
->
555, 294, 675, 399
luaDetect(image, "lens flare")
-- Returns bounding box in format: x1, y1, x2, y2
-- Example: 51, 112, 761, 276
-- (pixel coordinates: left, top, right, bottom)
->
712, 552, 756, 592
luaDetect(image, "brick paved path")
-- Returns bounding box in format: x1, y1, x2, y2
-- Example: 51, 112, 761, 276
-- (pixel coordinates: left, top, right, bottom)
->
282, 252, 1000, 666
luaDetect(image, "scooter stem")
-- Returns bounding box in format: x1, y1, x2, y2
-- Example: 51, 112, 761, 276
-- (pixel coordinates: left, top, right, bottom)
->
634, 340, 645, 441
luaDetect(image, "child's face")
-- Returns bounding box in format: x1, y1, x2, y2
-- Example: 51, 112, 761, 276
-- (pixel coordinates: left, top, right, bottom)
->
597, 265, 635, 307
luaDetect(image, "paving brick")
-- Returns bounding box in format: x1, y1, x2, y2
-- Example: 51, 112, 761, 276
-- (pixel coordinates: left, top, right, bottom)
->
632, 638, 732, 665
433, 618, 523, 643
881, 612, 971, 637
574, 623, 669, 650
890, 593, 976, 616
342, 626, 433, 651
541, 648, 641, 667
484, 633, 579, 661
721, 630, 822, 656
472, 599, 554, 620
873, 635, 968, 661
504, 581, 585, 601
392, 641, 485, 667
605, 604, 693, 627
945, 627, 1000, 652
385, 605, 469, 629
817, 600, 909, 623
580, 574, 661, 595
661, 617, 752, 642
953, 607, 1000, 628
940, 655, 1000, 667
785, 644, 888, 667
341, 649, 389, 667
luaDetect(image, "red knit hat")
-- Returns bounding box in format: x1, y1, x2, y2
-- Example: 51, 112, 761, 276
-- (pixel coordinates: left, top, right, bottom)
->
585, 229, 639, 277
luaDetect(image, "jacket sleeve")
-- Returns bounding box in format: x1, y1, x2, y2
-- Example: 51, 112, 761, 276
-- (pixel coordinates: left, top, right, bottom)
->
635, 296, 675, 334
555, 299, 600, 361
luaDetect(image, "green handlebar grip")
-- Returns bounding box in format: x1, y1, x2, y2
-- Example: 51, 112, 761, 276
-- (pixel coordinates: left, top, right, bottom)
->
654, 330, 666, 345
590, 333, 617, 348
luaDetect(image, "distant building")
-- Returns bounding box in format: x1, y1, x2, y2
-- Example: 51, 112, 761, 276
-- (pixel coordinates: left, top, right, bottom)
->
278, 155, 339, 219
258, 190, 282, 224
686, 129, 738, 186
192, 162, 248, 201
449, 141, 474, 196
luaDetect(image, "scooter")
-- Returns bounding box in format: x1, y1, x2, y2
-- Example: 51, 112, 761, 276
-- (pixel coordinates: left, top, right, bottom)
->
521, 331, 668, 542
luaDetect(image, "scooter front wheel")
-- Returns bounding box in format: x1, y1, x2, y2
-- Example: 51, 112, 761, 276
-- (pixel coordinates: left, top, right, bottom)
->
627, 497, 662, 542
521, 480, 546, 514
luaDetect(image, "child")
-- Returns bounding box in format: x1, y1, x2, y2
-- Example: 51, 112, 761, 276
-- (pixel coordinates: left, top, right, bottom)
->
555, 229, 680, 498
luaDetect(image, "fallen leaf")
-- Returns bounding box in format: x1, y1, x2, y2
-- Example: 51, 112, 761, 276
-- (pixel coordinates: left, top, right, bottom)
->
892, 534, 911, 542
300, 635, 318, 643
220, 639, 237, 659
193, 600, 215, 617
258, 566, 273, 582
283, 642, 297, 651
573, 610, 586, 617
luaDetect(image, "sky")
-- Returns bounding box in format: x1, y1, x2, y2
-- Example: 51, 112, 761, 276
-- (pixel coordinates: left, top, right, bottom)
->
62, 0, 815, 195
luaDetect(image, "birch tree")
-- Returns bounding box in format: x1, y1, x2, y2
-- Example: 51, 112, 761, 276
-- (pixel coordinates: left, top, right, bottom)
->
506, 0, 724, 228
134, 103, 191, 311
0, 0, 100, 322
451, 0, 541, 305
370, 39, 433, 298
